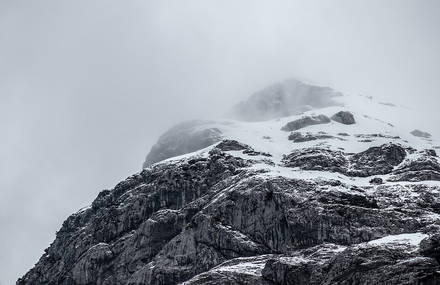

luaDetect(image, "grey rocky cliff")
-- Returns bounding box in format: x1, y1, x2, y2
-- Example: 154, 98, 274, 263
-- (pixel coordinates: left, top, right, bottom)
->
331, 111, 356, 125
18, 139, 440, 285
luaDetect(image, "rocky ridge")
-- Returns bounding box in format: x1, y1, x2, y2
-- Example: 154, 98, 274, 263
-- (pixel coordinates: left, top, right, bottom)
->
19, 80, 440, 285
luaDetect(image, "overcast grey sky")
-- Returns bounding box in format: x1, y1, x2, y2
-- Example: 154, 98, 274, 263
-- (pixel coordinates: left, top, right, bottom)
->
1, 0, 440, 283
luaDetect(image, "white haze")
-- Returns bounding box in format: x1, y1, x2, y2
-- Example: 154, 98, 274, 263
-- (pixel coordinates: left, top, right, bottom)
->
1, 0, 440, 283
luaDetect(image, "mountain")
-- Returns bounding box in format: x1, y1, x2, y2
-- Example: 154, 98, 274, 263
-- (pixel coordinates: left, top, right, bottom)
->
18, 80, 440, 285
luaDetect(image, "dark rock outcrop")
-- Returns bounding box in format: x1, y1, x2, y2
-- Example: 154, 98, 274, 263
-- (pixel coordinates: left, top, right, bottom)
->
331, 111, 356, 125
216, 140, 272, 157
355, 133, 400, 140
369, 177, 383, 185
421, 234, 440, 263
281, 115, 331, 132
282, 143, 407, 177
288, 132, 336, 143
261, 242, 440, 285
390, 153, 440, 182
283, 148, 348, 172
349, 143, 407, 177
182, 255, 272, 285
143, 120, 222, 167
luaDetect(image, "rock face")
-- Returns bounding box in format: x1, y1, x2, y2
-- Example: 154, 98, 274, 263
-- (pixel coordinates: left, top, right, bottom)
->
143, 120, 222, 167
281, 115, 331, 132
18, 80, 440, 285
262, 240, 440, 285
421, 234, 440, 263
288, 132, 336, 143
390, 150, 440, 182
282, 143, 408, 177
228, 79, 342, 121
331, 111, 356, 125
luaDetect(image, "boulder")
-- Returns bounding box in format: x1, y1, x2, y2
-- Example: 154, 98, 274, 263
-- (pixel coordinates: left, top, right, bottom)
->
369, 177, 384, 185
411, 129, 432, 139
288, 132, 335, 143
331, 111, 356, 125
281, 115, 331, 132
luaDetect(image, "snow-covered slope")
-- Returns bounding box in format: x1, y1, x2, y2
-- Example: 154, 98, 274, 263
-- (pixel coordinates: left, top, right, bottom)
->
151, 88, 439, 180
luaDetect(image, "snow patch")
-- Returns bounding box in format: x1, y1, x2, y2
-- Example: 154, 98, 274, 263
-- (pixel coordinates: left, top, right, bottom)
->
367, 233, 427, 247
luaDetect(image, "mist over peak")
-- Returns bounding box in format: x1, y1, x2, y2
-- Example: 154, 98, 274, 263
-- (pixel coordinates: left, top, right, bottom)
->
227, 79, 343, 121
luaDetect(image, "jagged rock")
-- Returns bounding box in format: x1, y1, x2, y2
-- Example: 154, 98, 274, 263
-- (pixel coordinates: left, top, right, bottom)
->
331, 111, 356, 125
215, 140, 272, 157
185, 240, 440, 285
288, 132, 335, 143
320, 241, 440, 284
411, 129, 432, 139
261, 244, 340, 285
426, 149, 438, 157
348, 143, 407, 177
228, 79, 342, 121
369, 177, 384, 185
182, 256, 272, 285
71, 243, 114, 285
215, 140, 250, 151
283, 148, 348, 172
355, 133, 400, 139
390, 153, 440, 182
421, 234, 440, 263
262, 239, 440, 285
282, 143, 407, 177
143, 120, 222, 167
281, 115, 331, 132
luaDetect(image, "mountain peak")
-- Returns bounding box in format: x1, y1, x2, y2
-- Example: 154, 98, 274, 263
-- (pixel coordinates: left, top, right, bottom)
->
227, 79, 343, 121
